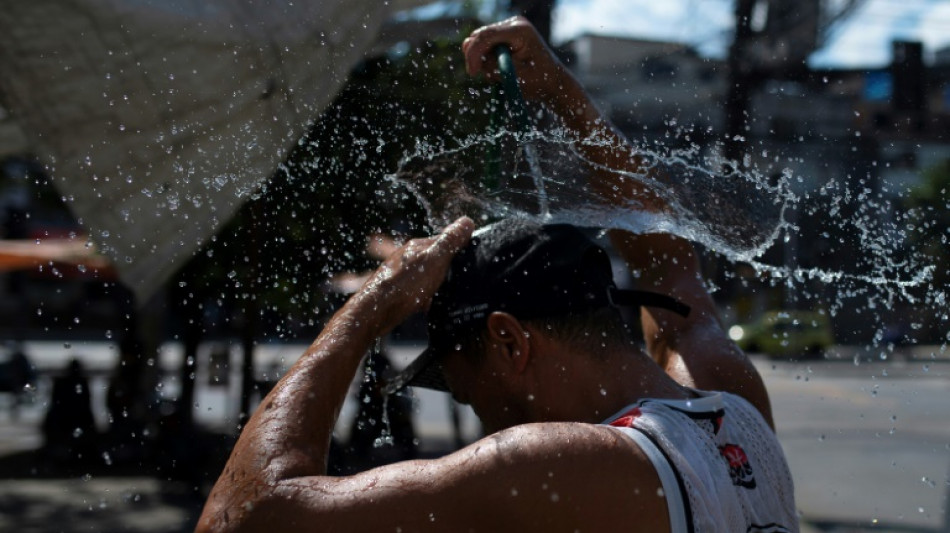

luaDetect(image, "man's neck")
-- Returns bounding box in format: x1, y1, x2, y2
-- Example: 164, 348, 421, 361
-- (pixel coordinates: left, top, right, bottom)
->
530, 345, 692, 424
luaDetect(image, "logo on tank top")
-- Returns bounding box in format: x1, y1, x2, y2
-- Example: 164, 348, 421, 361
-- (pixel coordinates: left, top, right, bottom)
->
608, 407, 641, 428
719, 443, 756, 489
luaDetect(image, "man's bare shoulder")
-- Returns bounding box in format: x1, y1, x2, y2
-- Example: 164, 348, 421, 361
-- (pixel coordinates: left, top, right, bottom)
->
251, 422, 670, 532
474, 422, 671, 509
483, 421, 653, 464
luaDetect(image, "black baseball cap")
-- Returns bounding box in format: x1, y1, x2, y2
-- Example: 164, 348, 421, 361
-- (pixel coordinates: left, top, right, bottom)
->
382, 218, 690, 395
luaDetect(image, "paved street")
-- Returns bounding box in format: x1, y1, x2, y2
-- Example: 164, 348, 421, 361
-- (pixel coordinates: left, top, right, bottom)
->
0, 341, 948, 532
760, 354, 950, 532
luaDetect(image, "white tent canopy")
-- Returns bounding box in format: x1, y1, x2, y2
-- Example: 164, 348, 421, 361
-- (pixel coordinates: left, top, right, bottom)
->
0, 0, 429, 303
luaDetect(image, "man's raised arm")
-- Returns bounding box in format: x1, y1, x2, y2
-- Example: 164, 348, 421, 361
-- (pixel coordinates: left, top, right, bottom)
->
195, 218, 475, 532
609, 231, 774, 428
464, 17, 773, 427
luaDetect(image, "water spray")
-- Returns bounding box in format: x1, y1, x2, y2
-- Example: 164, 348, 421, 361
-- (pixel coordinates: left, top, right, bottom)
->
490, 45, 551, 217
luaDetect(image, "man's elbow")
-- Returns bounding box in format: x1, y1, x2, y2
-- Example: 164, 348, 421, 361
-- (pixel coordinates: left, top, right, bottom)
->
195, 492, 283, 533
194, 516, 216, 533
194, 503, 241, 533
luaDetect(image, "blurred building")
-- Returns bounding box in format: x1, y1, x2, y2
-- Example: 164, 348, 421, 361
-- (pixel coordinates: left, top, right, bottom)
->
562, 32, 950, 343
564, 34, 726, 135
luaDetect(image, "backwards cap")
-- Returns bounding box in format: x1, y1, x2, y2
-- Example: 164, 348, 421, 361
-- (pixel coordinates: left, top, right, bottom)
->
383, 219, 689, 394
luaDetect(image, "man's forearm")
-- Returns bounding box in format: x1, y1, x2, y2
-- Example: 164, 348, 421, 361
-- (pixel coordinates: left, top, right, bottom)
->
609, 231, 701, 296
199, 296, 384, 530
245, 301, 382, 478
544, 69, 633, 167
540, 65, 665, 213
198, 218, 475, 533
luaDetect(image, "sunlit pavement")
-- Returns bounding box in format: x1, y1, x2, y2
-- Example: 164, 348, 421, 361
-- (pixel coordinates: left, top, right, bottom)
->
0, 341, 948, 532
758, 352, 950, 533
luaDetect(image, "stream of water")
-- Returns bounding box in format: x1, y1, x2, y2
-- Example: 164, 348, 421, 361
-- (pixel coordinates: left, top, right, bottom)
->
390, 125, 938, 324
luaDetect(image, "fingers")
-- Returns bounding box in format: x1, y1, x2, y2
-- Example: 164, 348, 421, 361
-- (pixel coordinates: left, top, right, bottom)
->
432, 216, 475, 256
463, 16, 532, 77
392, 217, 473, 269
351, 217, 476, 330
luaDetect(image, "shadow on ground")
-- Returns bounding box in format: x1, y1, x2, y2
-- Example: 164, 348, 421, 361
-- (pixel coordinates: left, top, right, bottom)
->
0, 425, 236, 533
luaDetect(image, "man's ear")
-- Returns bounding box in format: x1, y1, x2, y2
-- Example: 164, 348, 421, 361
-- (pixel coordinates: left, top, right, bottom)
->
485, 312, 532, 373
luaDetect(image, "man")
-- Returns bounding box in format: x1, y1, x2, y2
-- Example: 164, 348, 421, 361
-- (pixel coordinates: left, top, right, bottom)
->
197, 17, 797, 533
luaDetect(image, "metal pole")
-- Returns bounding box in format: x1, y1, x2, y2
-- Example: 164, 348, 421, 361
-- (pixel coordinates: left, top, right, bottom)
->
725, 0, 757, 166
238, 200, 262, 425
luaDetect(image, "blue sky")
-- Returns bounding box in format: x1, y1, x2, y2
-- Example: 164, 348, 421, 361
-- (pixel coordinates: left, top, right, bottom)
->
551, 0, 950, 68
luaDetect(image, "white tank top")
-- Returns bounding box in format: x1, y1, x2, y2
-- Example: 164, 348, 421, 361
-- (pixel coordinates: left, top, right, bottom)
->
603, 390, 798, 533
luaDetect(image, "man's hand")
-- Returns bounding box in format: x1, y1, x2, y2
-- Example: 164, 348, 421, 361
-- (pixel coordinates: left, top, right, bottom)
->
353, 216, 475, 337
462, 16, 567, 104
463, 17, 660, 211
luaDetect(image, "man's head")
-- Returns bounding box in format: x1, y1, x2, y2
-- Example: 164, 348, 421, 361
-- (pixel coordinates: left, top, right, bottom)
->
384, 218, 689, 427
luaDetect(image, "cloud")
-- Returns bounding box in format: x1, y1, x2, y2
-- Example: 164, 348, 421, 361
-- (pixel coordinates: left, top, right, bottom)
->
811, 0, 950, 67
552, 0, 731, 45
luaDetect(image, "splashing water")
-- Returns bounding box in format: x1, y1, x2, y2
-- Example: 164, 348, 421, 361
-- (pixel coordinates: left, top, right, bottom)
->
388, 123, 934, 313
374, 393, 395, 449
392, 126, 785, 253
520, 138, 550, 217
